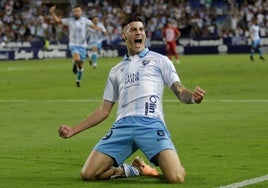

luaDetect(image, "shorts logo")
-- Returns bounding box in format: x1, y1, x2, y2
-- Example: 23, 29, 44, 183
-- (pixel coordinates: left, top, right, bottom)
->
156, 130, 168, 142
102, 130, 113, 140
157, 130, 165, 137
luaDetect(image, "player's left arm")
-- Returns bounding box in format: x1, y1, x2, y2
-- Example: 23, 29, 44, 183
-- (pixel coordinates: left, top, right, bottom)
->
175, 28, 181, 41
171, 81, 205, 104
50, 6, 62, 24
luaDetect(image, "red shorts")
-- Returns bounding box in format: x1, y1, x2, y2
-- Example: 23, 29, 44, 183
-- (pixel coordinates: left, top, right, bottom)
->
166, 41, 177, 55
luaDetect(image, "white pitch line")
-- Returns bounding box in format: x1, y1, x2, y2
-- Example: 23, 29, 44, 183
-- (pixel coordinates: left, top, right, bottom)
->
0, 99, 29, 103
45, 99, 265, 103
163, 99, 268, 103
0, 99, 268, 103
219, 99, 268, 103
218, 174, 268, 188
46, 99, 101, 103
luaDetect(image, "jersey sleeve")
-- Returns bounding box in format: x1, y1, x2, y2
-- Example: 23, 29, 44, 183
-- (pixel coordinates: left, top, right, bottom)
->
103, 69, 119, 102
86, 19, 93, 27
100, 24, 107, 32
61, 18, 69, 26
160, 56, 181, 87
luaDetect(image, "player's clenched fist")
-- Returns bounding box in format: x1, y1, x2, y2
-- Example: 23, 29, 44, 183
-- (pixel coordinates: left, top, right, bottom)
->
58, 125, 73, 139
50, 5, 56, 14
192, 86, 206, 104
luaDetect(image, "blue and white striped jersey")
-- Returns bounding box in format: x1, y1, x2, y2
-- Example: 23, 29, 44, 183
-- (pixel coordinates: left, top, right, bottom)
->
62, 17, 93, 47
103, 48, 180, 123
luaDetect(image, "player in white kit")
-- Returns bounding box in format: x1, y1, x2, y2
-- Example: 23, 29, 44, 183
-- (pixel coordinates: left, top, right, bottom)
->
50, 5, 98, 87
249, 18, 265, 61
88, 15, 107, 69
58, 15, 205, 184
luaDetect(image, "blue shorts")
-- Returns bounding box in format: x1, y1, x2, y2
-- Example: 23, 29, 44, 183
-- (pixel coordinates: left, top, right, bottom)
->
69, 46, 87, 62
88, 42, 102, 49
94, 116, 176, 166
252, 39, 261, 49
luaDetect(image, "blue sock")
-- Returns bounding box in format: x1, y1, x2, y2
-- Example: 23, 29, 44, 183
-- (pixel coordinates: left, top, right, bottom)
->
91, 53, 98, 66
259, 49, 263, 57
77, 69, 83, 81
250, 48, 254, 56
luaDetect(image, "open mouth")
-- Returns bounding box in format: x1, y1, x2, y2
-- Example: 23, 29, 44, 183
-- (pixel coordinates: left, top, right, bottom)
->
134, 39, 142, 44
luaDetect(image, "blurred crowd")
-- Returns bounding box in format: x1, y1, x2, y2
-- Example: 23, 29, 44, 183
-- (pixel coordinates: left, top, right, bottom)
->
1, 0, 268, 46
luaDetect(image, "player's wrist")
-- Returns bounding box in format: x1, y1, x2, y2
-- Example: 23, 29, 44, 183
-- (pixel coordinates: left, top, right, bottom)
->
191, 97, 196, 104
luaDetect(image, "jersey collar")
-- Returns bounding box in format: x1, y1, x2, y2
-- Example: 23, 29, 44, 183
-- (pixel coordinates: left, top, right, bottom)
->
123, 48, 149, 61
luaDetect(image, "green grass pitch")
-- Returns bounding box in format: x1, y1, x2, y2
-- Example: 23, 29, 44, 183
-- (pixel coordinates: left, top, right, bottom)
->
0, 54, 267, 188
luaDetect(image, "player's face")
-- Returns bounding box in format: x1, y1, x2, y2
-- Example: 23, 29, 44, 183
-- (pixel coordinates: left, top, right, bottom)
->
72, 7, 82, 19
92, 17, 98, 24
122, 21, 146, 56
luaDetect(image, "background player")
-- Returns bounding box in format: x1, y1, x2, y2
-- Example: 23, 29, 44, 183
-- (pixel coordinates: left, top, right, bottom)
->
249, 18, 265, 61
58, 15, 205, 183
50, 5, 98, 87
162, 20, 181, 64
88, 15, 107, 70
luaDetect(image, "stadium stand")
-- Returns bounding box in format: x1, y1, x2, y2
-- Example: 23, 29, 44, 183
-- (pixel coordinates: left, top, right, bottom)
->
0, 0, 267, 46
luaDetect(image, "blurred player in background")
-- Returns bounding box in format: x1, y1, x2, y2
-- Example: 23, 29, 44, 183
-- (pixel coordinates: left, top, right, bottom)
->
249, 18, 265, 61
162, 20, 181, 64
58, 15, 205, 184
88, 15, 107, 70
50, 5, 98, 87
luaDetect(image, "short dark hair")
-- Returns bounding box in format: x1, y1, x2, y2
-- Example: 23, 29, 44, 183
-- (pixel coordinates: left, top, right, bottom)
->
72, 5, 82, 9
90, 15, 98, 19
121, 14, 144, 29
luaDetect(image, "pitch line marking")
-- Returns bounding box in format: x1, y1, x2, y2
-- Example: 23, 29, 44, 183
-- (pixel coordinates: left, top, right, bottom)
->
0, 99, 268, 103
218, 174, 268, 188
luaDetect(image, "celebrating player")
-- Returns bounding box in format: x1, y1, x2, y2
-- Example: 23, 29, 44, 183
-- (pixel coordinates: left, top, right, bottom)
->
249, 18, 265, 61
87, 15, 107, 69
162, 20, 181, 64
50, 5, 98, 87
58, 15, 205, 183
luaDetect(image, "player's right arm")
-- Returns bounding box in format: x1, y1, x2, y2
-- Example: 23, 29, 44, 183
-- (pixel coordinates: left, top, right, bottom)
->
50, 6, 62, 24
58, 100, 115, 139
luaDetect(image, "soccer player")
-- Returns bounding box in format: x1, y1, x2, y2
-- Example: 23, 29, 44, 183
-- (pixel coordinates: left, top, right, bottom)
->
88, 15, 107, 69
162, 20, 181, 64
50, 5, 98, 87
249, 18, 265, 61
58, 15, 205, 184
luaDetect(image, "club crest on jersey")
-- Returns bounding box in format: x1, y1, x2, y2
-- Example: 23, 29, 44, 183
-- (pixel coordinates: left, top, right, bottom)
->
142, 60, 150, 66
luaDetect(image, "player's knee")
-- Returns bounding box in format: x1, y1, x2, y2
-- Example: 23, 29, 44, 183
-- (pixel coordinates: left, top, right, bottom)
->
73, 55, 81, 63
80, 169, 95, 181
167, 168, 186, 184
